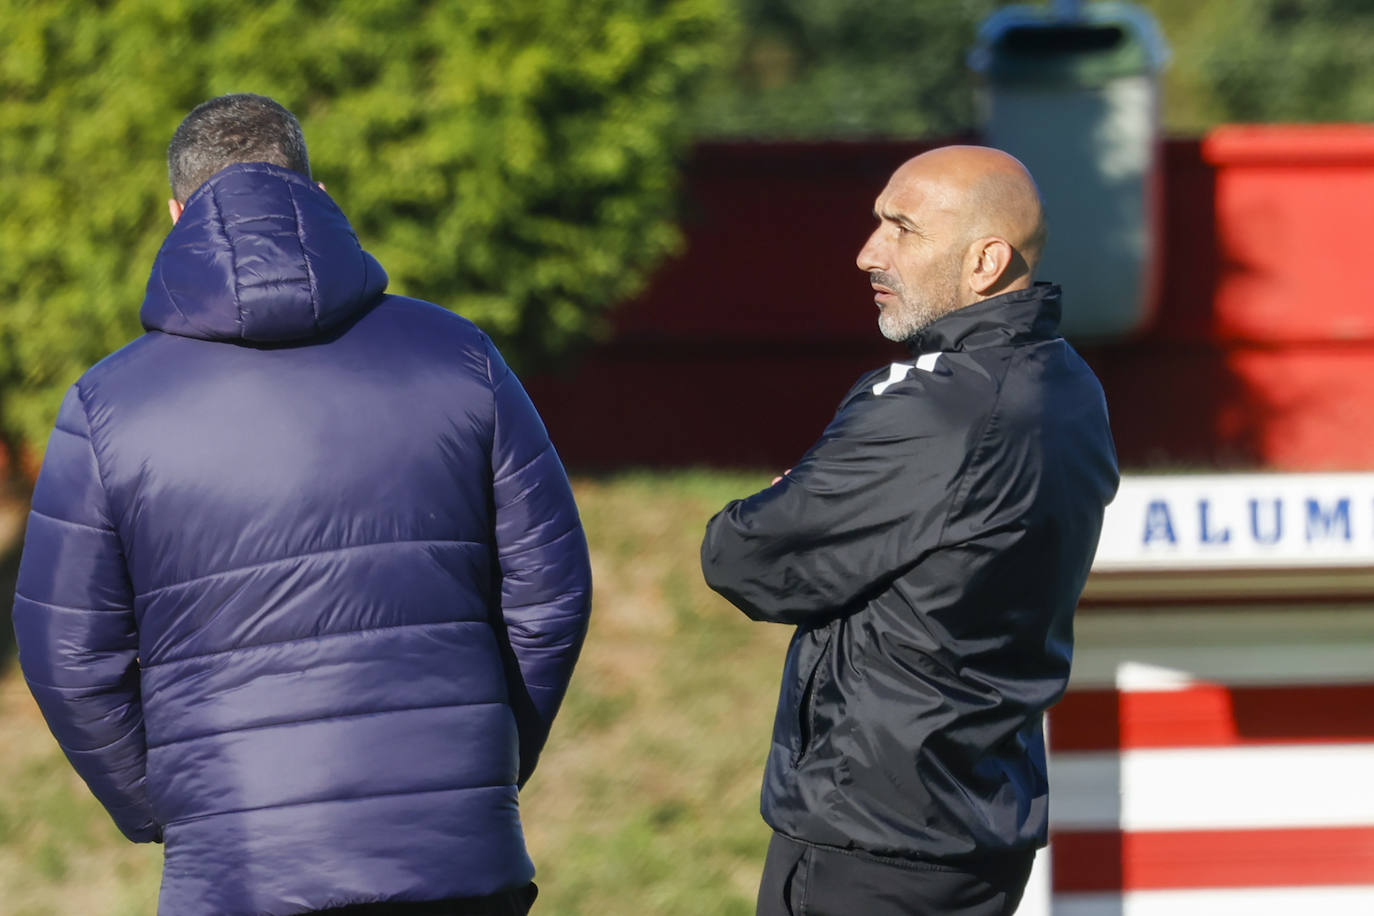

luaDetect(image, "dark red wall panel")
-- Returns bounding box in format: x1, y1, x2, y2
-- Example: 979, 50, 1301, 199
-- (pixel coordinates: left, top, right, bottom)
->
525, 130, 1374, 471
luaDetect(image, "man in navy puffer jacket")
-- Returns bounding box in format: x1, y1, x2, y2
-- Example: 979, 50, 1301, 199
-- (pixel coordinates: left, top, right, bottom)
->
12, 94, 591, 915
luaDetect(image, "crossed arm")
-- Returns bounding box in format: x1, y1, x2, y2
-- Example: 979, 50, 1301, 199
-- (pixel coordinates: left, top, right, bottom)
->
701, 387, 946, 624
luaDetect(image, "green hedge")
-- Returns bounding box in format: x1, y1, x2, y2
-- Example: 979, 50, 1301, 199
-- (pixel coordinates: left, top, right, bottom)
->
691, 0, 1374, 139
691, 0, 999, 140
1184, 0, 1374, 125
0, 0, 729, 460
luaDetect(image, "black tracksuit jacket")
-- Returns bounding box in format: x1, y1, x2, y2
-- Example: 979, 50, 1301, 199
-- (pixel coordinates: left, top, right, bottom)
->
701, 283, 1119, 863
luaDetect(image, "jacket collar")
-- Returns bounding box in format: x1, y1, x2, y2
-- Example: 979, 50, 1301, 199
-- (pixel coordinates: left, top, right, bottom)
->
904, 282, 1063, 355
141, 162, 387, 343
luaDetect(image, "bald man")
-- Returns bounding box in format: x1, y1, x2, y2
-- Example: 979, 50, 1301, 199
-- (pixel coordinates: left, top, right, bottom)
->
701, 147, 1118, 916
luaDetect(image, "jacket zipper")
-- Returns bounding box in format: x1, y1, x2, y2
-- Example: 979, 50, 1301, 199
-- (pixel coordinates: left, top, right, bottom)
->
792, 632, 832, 765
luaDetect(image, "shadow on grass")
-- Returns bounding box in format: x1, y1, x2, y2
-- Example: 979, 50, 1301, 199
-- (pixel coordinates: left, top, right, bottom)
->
0, 531, 20, 675
0, 474, 27, 677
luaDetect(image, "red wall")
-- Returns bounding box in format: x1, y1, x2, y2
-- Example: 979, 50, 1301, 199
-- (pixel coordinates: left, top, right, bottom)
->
524, 127, 1374, 471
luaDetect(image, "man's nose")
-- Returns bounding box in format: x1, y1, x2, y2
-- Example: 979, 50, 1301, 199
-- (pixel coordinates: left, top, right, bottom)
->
856, 230, 884, 273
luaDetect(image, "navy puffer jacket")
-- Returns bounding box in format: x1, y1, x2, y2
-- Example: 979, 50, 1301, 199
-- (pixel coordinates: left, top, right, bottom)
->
13, 163, 592, 915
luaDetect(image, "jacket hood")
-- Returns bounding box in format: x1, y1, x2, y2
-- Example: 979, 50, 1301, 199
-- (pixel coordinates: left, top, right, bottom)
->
905, 282, 1062, 355
141, 162, 387, 342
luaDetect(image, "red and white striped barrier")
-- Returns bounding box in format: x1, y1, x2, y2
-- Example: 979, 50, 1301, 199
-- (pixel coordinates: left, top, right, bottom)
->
1027, 474, 1374, 915
1049, 657, 1374, 913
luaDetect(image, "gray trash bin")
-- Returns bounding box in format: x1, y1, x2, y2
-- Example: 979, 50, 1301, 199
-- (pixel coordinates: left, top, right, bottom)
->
969, 2, 1169, 340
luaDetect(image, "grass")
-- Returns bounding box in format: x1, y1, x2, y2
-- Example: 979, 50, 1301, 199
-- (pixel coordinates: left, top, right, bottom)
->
0, 470, 791, 915
0, 678, 163, 915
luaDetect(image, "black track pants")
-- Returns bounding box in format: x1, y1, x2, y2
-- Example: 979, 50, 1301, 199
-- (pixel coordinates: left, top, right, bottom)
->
756, 833, 1033, 916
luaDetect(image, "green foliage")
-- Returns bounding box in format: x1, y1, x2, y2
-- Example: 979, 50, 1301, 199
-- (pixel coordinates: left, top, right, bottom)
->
693, 0, 1374, 140
0, 0, 730, 458
1141, 0, 1374, 131
691, 0, 1001, 139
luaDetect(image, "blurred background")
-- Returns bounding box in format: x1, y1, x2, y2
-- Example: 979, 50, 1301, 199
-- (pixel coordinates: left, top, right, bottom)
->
2, 0, 1373, 913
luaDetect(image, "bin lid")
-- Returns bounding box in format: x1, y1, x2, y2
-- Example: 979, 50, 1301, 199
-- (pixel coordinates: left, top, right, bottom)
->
969, 2, 1170, 87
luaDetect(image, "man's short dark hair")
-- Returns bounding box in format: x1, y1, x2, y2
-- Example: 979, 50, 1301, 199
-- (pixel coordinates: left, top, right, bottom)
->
168, 93, 311, 202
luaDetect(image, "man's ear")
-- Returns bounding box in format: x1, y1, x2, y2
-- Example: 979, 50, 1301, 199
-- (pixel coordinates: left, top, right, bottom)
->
968, 237, 1015, 296
168, 199, 184, 225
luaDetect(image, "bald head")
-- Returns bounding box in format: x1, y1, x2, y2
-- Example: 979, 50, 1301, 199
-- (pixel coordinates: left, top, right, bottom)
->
857, 145, 1048, 342
889, 146, 1047, 275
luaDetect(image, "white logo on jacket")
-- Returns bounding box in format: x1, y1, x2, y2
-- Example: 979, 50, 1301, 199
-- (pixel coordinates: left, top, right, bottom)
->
873, 353, 941, 396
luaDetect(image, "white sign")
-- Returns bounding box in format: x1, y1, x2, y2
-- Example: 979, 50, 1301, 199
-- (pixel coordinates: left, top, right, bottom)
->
1092, 474, 1374, 571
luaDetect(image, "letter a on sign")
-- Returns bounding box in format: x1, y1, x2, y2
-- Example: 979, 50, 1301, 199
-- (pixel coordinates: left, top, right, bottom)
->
1143, 500, 1177, 545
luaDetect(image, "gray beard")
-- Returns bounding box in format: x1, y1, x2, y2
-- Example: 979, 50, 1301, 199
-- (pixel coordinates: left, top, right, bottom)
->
870, 265, 960, 343
878, 302, 940, 343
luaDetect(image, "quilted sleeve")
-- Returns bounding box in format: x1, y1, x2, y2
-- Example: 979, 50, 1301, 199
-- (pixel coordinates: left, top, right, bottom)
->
486, 338, 592, 786
12, 385, 159, 843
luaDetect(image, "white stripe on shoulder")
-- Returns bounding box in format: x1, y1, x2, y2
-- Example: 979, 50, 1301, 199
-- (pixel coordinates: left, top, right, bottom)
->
872, 353, 941, 396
